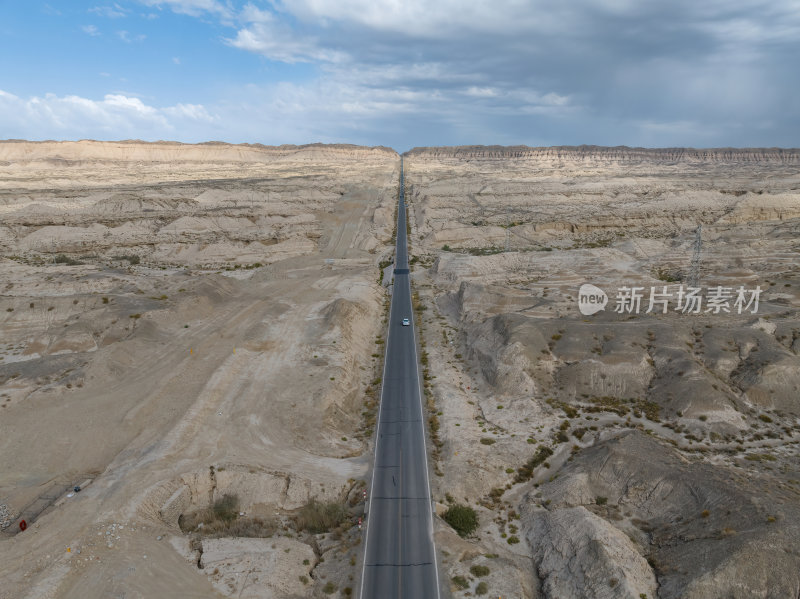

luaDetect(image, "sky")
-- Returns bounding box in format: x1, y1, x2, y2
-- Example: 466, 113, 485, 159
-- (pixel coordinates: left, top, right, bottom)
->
0, 0, 798, 150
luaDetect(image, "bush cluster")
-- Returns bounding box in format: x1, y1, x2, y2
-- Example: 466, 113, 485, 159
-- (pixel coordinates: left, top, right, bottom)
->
443, 504, 478, 537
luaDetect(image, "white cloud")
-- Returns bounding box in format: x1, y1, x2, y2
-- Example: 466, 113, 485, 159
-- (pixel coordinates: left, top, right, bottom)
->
227, 25, 345, 63
82, 24, 100, 36
464, 87, 498, 98
163, 103, 215, 121
90, 4, 129, 18
172, 56, 181, 65
226, 8, 346, 63
138, 0, 233, 19
0, 90, 216, 141
116, 30, 146, 42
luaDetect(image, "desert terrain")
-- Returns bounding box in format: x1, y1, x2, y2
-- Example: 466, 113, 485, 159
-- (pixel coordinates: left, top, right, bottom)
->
0, 140, 398, 598
2, 141, 800, 599
403, 146, 800, 598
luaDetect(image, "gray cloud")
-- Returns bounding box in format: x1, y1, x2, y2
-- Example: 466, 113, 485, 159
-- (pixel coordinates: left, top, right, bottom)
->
212, 0, 800, 147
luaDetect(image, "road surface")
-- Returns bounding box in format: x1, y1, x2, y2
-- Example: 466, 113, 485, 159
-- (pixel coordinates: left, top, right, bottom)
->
359, 158, 440, 598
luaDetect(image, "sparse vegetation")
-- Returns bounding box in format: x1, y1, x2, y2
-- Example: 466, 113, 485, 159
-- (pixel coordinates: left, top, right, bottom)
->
178, 494, 275, 538
654, 267, 678, 282
322, 581, 337, 594
113, 254, 140, 264
515, 445, 553, 483
744, 453, 776, 462
294, 499, 348, 534
54, 254, 83, 265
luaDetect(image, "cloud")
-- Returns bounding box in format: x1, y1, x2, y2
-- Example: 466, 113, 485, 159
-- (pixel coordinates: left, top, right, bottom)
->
226, 10, 347, 63
82, 24, 101, 36
9, 0, 800, 147
90, 4, 129, 18
163, 103, 215, 121
213, 0, 799, 146
116, 30, 147, 42
0, 90, 216, 141
138, 0, 234, 19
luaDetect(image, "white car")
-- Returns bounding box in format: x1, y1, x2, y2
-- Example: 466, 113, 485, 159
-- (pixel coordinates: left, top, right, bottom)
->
402, 318, 410, 326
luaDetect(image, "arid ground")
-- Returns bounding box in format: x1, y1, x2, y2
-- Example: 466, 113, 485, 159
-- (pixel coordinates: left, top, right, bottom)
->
404, 146, 800, 599
2, 141, 800, 598
0, 141, 398, 599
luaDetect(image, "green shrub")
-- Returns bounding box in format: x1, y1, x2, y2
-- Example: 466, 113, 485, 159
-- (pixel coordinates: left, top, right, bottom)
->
113, 254, 140, 264
443, 504, 478, 537
322, 581, 337, 594
480, 437, 496, 445
475, 581, 489, 595
451, 575, 469, 590
596, 496, 608, 505
470, 564, 490, 577
54, 254, 84, 265
507, 535, 520, 544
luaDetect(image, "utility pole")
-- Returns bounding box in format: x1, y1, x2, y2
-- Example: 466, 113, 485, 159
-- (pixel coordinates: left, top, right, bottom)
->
505, 210, 510, 253
688, 224, 702, 287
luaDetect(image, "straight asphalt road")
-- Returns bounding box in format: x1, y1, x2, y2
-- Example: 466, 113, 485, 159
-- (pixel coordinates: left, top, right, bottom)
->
359, 158, 440, 598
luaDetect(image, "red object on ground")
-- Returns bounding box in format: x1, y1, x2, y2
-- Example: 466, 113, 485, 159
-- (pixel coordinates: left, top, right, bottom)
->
19, 520, 27, 531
